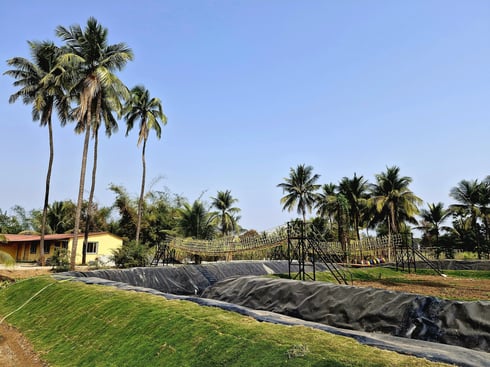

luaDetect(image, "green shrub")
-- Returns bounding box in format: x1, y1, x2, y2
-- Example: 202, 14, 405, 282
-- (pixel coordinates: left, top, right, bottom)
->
112, 241, 149, 268
50, 247, 70, 272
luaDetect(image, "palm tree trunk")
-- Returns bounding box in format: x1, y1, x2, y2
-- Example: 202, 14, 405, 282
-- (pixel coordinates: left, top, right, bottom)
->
136, 138, 147, 244
82, 127, 99, 265
355, 215, 360, 241
70, 124, 91, 270
39, 118, 54, 267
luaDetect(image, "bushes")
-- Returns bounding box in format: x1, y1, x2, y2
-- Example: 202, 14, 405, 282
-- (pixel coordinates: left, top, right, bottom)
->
112, 241, 149, 268
50, 247, 70, 272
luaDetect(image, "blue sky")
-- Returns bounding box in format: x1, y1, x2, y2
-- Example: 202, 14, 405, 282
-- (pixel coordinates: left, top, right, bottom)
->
1, 0, 489, 231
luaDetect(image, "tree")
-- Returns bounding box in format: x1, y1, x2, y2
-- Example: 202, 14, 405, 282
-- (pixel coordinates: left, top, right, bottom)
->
124, 85, 167, 244
141, 190, 181, 245
417, 202, 451, 247
370, 166, 422, 238
315, 183, 337, 230
109, 184, 137, 240
81, 81, 124, 264
5, 41, 69, 265
177, 200, 215, 240
211, 190, 241, 236
277, 164, 320, 223
0, 209, 23, 234
338, 173, 369, 240
449, 178, 489, 257
46, 201, 76, 234
314, 184, 350, 247
56, 17, 133, 269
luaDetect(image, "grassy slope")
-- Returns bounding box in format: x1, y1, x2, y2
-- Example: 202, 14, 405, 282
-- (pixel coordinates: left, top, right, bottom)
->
0, 277, 451, 367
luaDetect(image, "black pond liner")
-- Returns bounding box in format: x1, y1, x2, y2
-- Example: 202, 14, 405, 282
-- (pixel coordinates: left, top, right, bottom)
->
56, 260, 490, 367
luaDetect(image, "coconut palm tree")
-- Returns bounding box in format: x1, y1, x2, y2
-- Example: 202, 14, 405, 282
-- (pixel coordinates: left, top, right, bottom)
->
46, 201, 76, 234
277, 164, 320, 223
178, 200, 215, 240
338, 173, 369, 240
370, 166, 422, 238
417, 202, 451, 247
315, 184, 350, 247
211, 190, 241, 236
81, 84, 124, 264
478, 176, 490, 247
56, 17, 133, 269
315, 183, 337, 230
5, 41, 69, 266
449, 179, 489, 257
124, 85, 167, 244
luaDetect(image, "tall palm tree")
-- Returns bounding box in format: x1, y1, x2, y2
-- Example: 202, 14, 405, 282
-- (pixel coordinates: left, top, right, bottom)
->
211, 190, 241, 236
277, 164, 320, 223
81, 84, 124, 264
5, 41, 69, 266
417, 202, 451, 247
56, 17, 133, 269
124, 85, 167, 244
370, 166, 422, 238
338, 173, 369, 240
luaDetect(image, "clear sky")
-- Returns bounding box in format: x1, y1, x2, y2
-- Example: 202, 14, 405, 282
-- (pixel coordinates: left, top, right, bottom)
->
1, 0, 489, 231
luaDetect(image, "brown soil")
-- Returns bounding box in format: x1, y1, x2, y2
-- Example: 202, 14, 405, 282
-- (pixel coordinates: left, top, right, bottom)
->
0, 266, 52, 366
0, 323, 48, 367
0, 266, 489, 366
352, 273, 490, 301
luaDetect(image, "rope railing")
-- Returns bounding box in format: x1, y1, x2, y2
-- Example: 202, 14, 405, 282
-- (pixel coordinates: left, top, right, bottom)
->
163, 222, 403, 259
164, 226, 288, 256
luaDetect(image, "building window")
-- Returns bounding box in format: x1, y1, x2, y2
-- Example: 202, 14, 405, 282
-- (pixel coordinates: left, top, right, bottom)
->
86, 242, 98, 254
44, 242, 50, 254
61, 241, 68, 249
30, 243, 37, 254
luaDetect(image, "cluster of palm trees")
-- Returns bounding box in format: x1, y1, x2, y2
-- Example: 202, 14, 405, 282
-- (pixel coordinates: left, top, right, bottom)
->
277, 164, 490, 258
416, 178, 490, 258
0, 187, 242, 266
5, 18, 166, 269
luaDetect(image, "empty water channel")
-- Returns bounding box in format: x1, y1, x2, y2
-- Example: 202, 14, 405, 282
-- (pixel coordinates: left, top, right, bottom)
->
57, 261, 490, 367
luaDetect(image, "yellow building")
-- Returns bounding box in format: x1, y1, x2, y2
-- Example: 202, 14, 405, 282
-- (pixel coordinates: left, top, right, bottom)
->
0, 232, 123, 265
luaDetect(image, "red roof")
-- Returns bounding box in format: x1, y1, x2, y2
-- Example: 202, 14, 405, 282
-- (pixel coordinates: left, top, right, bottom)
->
0, 232, 120, 243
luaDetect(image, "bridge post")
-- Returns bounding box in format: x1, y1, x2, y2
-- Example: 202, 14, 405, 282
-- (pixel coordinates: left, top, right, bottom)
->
287, 221, 316, 281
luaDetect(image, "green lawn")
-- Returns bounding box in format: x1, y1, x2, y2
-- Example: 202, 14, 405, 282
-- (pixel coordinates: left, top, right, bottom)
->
310, 266, 490, 283
0, 276, 452, 367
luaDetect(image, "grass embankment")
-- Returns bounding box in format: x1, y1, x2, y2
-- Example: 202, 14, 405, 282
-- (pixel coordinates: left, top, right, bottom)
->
0, 277, 451, 367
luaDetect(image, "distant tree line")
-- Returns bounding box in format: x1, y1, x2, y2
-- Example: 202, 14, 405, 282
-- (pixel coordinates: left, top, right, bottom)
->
0, 186, 241, 266
278, 164, 490, 259
2, 166, 490, 264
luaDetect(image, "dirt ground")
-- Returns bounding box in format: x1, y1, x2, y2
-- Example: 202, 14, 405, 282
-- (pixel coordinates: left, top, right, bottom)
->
0, 266, 489, 366
352, 273, 490, 301
0, 265, 71, 367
